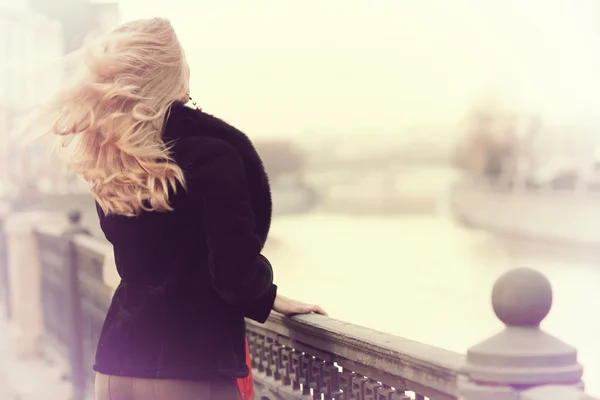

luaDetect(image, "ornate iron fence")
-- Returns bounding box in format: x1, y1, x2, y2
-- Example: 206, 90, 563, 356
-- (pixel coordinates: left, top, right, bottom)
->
246, 313, 461, 400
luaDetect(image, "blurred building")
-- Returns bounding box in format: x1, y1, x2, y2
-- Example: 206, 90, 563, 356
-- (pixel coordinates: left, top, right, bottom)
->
0, 1, 64, 191
30, 0, 120, 52
0, 0, 120, 194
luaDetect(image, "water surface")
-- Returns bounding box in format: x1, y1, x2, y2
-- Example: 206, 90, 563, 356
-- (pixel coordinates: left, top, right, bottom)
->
264, 212, 600, 395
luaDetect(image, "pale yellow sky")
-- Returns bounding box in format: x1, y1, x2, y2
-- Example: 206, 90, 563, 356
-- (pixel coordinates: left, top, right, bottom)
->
119, 0, 600, 140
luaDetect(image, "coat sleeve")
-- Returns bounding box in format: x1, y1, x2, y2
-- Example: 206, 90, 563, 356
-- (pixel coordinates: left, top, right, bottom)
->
184, 136, 277, 323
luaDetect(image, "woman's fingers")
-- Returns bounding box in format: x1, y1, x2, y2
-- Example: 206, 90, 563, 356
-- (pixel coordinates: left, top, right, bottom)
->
281, 298, 328, 317
310, 305, 328, 316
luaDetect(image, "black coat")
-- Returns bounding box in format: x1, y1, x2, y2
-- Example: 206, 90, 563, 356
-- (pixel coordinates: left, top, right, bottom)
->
93, 101, 277, 380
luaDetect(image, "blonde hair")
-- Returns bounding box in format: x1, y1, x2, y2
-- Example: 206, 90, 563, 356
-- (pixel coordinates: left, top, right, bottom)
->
46, 18, 189, 217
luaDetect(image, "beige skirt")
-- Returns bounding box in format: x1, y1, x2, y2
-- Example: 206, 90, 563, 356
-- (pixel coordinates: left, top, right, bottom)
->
95, 373, 240, 400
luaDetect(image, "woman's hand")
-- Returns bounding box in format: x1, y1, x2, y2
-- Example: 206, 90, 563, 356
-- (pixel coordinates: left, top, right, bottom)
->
273, 294, 328, 317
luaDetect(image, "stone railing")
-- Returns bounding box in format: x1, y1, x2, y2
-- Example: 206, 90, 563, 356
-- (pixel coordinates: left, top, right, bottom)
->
0, 210, 597, 400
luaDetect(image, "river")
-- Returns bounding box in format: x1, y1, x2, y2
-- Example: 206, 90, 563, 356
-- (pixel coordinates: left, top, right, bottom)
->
263, 211, 600, 395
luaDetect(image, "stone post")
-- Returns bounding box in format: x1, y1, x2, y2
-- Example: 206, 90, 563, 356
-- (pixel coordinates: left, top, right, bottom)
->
62, 210, 90, 237
4, 211, 67, 358
520, 385, 597, 400
459, 268, 596, 400
0, 201, 13, 319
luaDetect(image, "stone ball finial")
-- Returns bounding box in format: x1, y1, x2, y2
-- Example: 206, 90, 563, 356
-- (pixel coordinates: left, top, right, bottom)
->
68, 210, 82, 225
492, 268, 553, 327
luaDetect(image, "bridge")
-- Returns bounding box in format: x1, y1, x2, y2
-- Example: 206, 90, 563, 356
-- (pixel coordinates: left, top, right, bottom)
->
0, 207, 597, 400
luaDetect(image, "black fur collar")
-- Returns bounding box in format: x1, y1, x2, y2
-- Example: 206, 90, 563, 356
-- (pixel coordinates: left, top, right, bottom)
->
164, 101, 273, 246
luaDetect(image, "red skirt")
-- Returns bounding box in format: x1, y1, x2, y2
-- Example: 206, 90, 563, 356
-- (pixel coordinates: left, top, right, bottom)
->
236, 338, 254, 400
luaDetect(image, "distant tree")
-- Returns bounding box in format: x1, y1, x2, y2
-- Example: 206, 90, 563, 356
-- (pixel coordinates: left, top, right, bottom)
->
454, 108, 496, 174
454, 106, 519, 181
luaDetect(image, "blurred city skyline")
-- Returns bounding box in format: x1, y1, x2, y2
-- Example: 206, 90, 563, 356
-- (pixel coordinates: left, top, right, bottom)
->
116, 0, 600, 142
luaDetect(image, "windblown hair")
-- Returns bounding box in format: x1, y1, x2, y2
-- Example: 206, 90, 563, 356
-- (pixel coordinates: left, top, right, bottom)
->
46, 18, 189, 216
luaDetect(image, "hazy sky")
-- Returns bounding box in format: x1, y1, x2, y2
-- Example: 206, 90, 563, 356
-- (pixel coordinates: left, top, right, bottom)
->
118, 0, 600, 140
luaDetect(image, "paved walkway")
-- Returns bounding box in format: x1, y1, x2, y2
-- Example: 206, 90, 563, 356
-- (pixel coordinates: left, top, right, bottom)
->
0, 314, 73, 400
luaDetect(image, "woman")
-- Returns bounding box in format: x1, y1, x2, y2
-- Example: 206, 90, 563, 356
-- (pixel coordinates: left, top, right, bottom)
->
44, 18, 326, 400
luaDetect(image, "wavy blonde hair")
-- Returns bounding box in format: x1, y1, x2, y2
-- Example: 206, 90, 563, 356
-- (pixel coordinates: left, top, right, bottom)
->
46, 18, 189, 216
